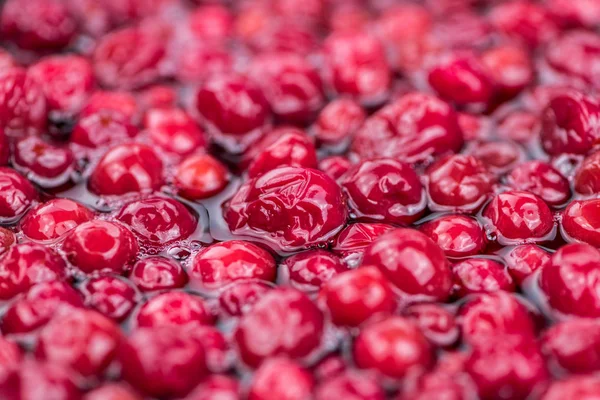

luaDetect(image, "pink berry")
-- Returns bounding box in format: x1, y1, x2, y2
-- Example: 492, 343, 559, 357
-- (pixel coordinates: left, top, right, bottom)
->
314, 372, 385, 400
541, 318, 600, 374
331, 222, 395, 262
574, 151, 600, 194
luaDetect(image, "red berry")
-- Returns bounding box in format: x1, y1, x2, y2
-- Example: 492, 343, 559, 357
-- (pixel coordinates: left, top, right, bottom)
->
420, 215, 486, 258
82, 91, 138, 122
225, 167, 347, 251
483, 190, 554, 243
0, 359, 80, 400
218, 280, 273, 317
403, 303, 459, 348
79, 275, 139, 322
341, 159, 425, 225
84, 384, 142, 400
175, 154, 229, 200
562, 199, 600, 247
452, 258, 515, 297
318, 156, 351, 180
313, 99, 365, 147
0, 228, 14, 254
489, 1, 557, 48
319, 266, 396, 327
130, 256, 187, 292
353, 316, 432, 378
234, 287, 324, 367
283, 250, 346, 292
548, 0, 600, 29
182, 375, 239, 400
352, 93, 463, 163
331, 222, 395, 263
314, 372, 385, 400
36, 308, 122, 376
541, 375, 600, 400
506, 161, 571, 206
546, 31, 600, 90
20, 199, 93, 241
72, 110, 138, 148
117, 197, 197, 246
541, 318, 600, 374
145, 108, 207, 156
248, 357, 314, 400
497, 111, 541, 143
136, 291, 214, 328
481, 44, 533, 101
574, 151, 600, 194
188, 5, 232, 43
63, 220, 138, 274
13, 136, 74, 185
469, 140, 525, 175
502, 245, 550, 285
362, 228, 452, 302
0, 68, 47, 137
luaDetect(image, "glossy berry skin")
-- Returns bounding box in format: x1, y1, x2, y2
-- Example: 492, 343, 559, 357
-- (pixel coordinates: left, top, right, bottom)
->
483, 190, 554, 243
481, 44, 533, 101
318, 156, 351, 180
0, 68, 47, 137
546, 31, 600, 90
574, 151, 600, 195
89, 144, 164, 196
540, 91, 600, 156
20, 199, 93, 242
362, 229, 452, 302
331, 223, 395, 262
175, 154, 229, 200
403, 303, 459, 348
319, 266, 396, 327
247, 129, 318, 178
283, 250, 347, 292
248, 357, 314, 400
425, 154, 492, 212
0, 168, 37, 221
506, 161, 570, 206
130, 256, 187, 292
2, 281, 83, 334
503, 245, 551, 285
541, 318, 600, 374
341, 159, 425, 225
136, 291, 214, 328
353, 316, 432, 379
225, 167, 347, 251
83, 91, 139, 122
314, 372, 385, 400
469, 140, 524, 176
248, 53, 324, 124
13, 136, 74, 185
313, 99, 365, 147
63, 220, 138, 274
145, 108, 207, 157
117, 197, 197, 247
352, 93, 464, 163
36, 308, 122, 376
420, 215, 486, 258
0, 243, 66, 300
79, 275, 139, 322
189, 240, 276, 291
218, 280, 273, 317
539, 243, 600, 318
72, 110, 138, 148
28, 55, 94, 114
452, 258, 515, 297
234, 287, 324, 368
562, 199, 600, 247
120, 326, 207, 398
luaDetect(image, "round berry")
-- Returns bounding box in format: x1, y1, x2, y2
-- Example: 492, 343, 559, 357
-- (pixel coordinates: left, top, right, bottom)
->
218, 280, 273, 317
502, 245, 551, 285
0, 167, 37, 221
331, 222, 395, 263
175, 154, 230, 200
546, 31, 600, 90
541, 318, 600, 374
452, 258, 515, 297
0, 68, 47, 137
13, 137, 74, 185
283, 250, 347, 292
136, 291, 214, 328
318, 156, 351, 180
145, 107, 207, 157
481, 44, 533, 101
574, 151, 600, 195
313, 99, 365, 147
248, 357, 314, 400
72, 110, 138, 148
403, 303, 459, 348
79, 275, 139, 322
506, 161, 570, 206
541, 375, 600, 399
314, 372, 385, 400
562, 199, 600, 247
130, 256, 187, 292
420, 215, 486, 258
20, 199, 93, 242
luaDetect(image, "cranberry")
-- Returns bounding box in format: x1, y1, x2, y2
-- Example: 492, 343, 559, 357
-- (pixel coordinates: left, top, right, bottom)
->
63, 220, 138, 274
174, 42, 232, 84
427, 52, 495, 108
225, 167, 347, 251
183, 375, 239, 400
0, 243, 66, 300
323, 32, 391, 104
234, 287, 324, 367
0, 359, 80, 400
84, 384, 142, 400
117, 196, 197, 246
546, 31, 600, 90
489, 1, 557, 49
247, 129, 318, 178
562, 199, 600, 247
497, 111, 541, 143
403, 303, 459, 348
331, 223, 395, 262
313, 99, 365, 147
432, 10, 491, 49
469, 140, 525, 175
36, 308, 122, 376
82, 91, 138, 122
283, 250, 346, 292
248, 53, 324, 124
400, 368, 474, 400
72, 110, 138, 148
244, 20, 317, 55
318, 156, 351, 180
503, 245, 551, 285
188, 5, 232, 42
0, 228, 14, 254
420, 215, 487, 258
175, 154, 229, 200
352, 92, 464, 163
314, 372, 385, 400
80, 275, 139, 322
0, 68, 47, 137
354, 316, 432, 378
138, 85, 176, 111
466, 337, 548, 400
2, 281, 83, 334
130, 256, 187, 291
13, 136, 74, 185
248, 357, 314, 400
458, 292, 537, 345
507, 161, 571, 206
136, 291, 213, 328
0, 0, 77, 50
120, 326, 207, 398
20, 199, 93, 241
93, 25, 167, 90
218, 280, 272, 317
540, 91, 600, 155
452, 258, 515, 297
28, 55, 94, 114
362, 228, 452, 302
541, 375, 600, 399
341, 159, 425, 225
483, 190, 554, 243
319, 266, 396, 327
541, 318, 600, 374
481, 44, 533, 101
574, 151, 600, 194
144, 108, 207, 157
